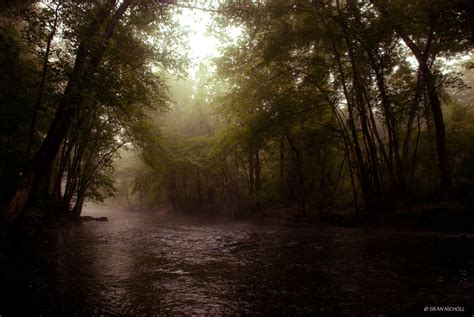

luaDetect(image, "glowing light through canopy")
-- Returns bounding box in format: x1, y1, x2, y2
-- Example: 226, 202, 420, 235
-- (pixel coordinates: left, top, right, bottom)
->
173, 6, 242, 73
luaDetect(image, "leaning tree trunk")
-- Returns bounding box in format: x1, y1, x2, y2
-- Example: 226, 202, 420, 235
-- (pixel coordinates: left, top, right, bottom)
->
371, 0, 453, 198
72, 194, 85, 218
398, 34, 453, 197
26, 3, 60, 160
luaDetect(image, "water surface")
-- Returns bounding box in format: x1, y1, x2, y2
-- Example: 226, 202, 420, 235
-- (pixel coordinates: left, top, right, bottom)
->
1, 208, 474, 315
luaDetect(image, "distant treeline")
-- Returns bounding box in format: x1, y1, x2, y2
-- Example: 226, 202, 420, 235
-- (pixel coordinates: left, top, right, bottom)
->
123, 0, 474, 218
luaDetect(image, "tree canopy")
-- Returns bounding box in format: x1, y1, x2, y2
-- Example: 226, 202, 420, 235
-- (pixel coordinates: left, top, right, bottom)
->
1, 0, 473, 231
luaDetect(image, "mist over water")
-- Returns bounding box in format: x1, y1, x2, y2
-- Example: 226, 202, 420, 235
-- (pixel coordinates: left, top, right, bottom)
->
1, 206, 474, 315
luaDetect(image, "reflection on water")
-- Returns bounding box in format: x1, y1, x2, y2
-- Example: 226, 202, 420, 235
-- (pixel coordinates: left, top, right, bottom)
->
1, 208, 474, 315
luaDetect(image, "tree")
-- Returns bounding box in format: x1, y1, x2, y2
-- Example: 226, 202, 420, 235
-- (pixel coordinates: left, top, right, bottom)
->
372, 0, 474, 197
1, 0, 183, 232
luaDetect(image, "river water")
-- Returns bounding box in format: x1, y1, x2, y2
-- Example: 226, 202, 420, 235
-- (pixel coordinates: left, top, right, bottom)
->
1, 207, 474, 315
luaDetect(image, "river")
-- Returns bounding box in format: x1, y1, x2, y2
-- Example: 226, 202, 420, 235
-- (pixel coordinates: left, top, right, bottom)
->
1, 207, 474, 315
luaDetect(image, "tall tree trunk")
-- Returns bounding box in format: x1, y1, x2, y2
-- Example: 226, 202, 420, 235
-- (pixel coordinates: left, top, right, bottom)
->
286, 132, 306, 217
279, 135, 285, 202
196, 172, 203, 207
331, 38, 371, 209
367, 52, 402, 192
402, 73, 423, 165
315, 83, 360, 214
248, 150, 255, 198
72, 192, 85, 217
398, 34, 453, 197
372, 0, 453, 197
26, 3, 60, 159
254, 148, 261, 210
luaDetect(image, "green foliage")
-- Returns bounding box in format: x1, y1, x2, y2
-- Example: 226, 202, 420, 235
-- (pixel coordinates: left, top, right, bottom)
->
0, 0, 186, 217
2, 0, 472, 220
124, 0, 474, 218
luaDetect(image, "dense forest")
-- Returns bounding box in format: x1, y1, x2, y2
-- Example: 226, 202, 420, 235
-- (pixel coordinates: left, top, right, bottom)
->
1, 0, 474, 234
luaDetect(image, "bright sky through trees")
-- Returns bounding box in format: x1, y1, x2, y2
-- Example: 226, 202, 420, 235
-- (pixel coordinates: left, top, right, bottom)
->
174, 7, 241, 74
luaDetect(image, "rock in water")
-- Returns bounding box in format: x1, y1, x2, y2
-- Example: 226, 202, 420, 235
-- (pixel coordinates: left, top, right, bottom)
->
80, 216, 108, 222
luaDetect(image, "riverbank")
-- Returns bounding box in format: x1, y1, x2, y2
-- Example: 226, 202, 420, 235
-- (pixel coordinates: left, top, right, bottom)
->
257, 203, 474, 233
4, 201, 472, 242
374, 203, 474, 233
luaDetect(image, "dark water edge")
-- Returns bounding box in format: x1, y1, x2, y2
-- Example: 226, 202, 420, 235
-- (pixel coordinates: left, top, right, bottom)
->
1, 208, 474, 316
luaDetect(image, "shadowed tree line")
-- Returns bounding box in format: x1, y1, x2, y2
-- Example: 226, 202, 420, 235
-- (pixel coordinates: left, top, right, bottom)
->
0, 0, 185, 234
122, 0, 474, 220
